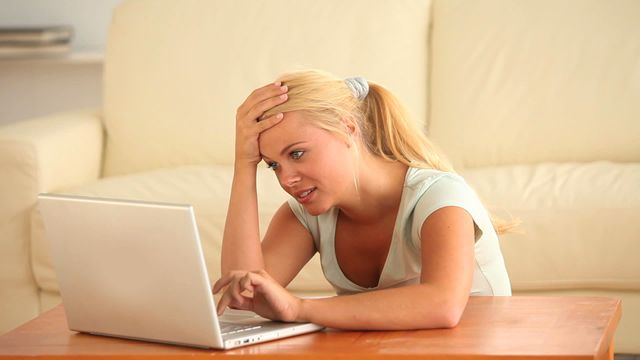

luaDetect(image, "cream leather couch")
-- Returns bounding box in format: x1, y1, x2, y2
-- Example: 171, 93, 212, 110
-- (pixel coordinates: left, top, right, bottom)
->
1, 0, 639, 353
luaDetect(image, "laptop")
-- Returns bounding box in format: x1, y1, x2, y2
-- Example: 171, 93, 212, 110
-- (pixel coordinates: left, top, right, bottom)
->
37, 193, 324, 349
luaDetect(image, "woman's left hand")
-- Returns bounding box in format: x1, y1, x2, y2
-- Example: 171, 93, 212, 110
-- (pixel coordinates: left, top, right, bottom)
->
212, 270, 302, 322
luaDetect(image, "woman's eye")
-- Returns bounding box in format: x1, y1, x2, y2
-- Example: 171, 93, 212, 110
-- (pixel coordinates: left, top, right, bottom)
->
267, 162, 279, 171
290, 150, 305, 160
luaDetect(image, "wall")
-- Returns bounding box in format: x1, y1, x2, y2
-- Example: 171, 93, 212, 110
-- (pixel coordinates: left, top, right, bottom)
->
0, 0, 123, 126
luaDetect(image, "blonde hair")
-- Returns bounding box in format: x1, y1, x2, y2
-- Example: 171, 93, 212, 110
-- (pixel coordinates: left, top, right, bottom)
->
263, 69, 517, 235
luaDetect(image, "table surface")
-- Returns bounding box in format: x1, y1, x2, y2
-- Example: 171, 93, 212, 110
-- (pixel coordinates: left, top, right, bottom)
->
0, 296, 622, 360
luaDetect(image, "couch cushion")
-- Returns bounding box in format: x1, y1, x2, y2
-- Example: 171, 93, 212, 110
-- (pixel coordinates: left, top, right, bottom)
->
31, 165, 333, 297
429, 0, 640, 168
460, 161, 640, 291
103, 0, 432, 176
33, 163, 639, 296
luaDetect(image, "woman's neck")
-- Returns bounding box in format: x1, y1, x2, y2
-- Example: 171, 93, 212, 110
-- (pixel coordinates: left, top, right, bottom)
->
337, 153, 409, 225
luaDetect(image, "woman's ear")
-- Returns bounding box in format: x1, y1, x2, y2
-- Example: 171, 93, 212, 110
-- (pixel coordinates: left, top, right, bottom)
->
339, 117, 359, 148
341, 116, 359, 137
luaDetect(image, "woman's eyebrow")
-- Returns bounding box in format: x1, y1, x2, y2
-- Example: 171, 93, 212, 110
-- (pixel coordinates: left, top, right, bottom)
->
260, 141, 307, 161
279, 141, 306, 156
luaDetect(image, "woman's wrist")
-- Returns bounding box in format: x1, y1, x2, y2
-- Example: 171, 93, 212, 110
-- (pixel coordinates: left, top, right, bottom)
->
233, 159, 259, 172
231, 162, 259, 188
296, 298, 315, 323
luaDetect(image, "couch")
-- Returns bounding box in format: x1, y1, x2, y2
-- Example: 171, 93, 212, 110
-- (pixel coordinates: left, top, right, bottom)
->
1, 0, 638, 353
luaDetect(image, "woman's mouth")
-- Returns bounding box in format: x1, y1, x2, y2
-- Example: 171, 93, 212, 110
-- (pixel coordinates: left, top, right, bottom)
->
296, 187, 317, 204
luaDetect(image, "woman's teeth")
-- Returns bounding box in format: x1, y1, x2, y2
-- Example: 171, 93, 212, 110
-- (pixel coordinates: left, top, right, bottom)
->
299, 188, 315, 198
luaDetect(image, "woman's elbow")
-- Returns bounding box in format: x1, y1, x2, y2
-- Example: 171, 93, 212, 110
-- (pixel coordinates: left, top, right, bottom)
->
438, 306, 464, 328
411, 304, 465, 329
431, 299, 467, 329
413, 285, 470, 329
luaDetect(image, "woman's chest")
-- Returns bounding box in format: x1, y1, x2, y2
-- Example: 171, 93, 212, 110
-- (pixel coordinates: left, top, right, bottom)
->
333, 216, 397, 289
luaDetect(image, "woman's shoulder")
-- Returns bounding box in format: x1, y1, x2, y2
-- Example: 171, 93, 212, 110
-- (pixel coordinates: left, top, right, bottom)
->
403, 167, 482, 215
405, 167, 467, 191
404, 167, 489, 244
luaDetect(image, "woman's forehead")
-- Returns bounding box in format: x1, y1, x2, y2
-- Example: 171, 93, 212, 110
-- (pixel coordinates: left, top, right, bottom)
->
263, 112, 321, 138
259, 113, 332, 156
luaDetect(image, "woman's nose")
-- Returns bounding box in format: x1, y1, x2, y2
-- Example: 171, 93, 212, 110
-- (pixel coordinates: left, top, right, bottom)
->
280, 169, 301, 188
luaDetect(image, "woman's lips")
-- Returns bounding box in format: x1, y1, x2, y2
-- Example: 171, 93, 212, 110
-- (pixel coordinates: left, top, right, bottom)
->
296, 187, 317, 203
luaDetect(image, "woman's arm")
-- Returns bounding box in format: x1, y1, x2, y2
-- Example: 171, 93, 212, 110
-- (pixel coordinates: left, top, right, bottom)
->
215, 203, 316, 317
221, 164, 264, 272
221, 82, 288, 274
261, 203, 316, 287
297, 206, 475, 329
220, 82, 316, 303
217, 206, 475, 327
214, 202, 475, 330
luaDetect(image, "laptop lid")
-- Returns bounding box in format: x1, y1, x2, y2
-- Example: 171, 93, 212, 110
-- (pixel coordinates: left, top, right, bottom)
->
38, 193, 225, 348
37, 193, 324, 349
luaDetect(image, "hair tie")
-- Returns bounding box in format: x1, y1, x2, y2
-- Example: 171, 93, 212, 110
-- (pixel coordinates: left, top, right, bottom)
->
344, 77, 369, 100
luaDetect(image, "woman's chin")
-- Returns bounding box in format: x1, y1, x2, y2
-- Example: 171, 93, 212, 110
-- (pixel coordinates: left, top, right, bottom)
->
303, 203, 331, 216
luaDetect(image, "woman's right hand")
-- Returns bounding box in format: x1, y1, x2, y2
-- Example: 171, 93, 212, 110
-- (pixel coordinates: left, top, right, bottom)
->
213, 269, 302, 323
234, 82, 289, 167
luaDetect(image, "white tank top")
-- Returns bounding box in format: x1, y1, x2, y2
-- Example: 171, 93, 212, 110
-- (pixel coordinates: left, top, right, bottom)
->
287, 167, 512, 296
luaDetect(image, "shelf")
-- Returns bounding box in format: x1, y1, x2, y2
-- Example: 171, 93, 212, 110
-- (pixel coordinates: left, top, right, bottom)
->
0, 50, 103, 64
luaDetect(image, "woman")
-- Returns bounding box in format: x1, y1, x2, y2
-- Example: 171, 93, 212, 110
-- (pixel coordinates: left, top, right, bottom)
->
213, 69, 512, 330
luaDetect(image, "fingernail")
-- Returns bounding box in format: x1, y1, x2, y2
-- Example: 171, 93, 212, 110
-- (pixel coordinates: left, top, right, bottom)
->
280, 94, 287, 100
274, 81, 281, 86
280, 85, 288, 92
276, 113, 283, 119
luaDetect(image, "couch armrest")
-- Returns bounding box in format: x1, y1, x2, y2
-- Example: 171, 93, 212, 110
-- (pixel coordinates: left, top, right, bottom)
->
0, 109, 104, 192
0, 109, 103, 334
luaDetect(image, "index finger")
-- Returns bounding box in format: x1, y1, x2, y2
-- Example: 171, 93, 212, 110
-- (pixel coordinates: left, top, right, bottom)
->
212, 273, 235, 294
241, 82, 287, 114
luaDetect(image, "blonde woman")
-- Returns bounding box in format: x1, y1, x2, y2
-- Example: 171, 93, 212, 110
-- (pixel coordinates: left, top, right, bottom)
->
213, 69, 512, 330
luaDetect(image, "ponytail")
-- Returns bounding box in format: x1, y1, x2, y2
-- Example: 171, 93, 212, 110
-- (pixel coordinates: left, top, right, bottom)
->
362, 84, 519, 235
362, 83, 454, 173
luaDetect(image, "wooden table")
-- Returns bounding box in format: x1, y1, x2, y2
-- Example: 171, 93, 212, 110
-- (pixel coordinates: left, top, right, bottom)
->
0, 296, 621, 360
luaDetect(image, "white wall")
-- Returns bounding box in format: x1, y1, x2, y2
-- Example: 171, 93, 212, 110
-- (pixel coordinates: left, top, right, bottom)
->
0, 60, 103, 125
0, 0, 123, 51
0, 0, 123, 126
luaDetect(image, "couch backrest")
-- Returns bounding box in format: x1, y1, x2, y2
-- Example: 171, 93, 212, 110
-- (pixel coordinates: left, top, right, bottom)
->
102, 0, 432, 177
428, 0, 640, 169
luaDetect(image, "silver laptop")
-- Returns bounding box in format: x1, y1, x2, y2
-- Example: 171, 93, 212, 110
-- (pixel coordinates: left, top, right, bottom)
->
37, 193, 324, 349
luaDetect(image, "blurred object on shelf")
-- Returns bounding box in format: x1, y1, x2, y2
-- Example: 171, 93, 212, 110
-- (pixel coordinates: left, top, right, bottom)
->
0, 25, 73, 59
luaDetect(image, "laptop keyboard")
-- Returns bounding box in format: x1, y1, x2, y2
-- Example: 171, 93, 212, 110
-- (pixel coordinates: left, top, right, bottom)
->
219, 321, 262, 336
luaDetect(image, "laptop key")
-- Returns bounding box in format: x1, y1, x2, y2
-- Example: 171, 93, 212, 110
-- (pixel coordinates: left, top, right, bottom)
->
219, 322, 262, 336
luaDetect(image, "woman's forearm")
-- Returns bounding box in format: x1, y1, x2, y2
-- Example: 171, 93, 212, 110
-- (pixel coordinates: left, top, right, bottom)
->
221, 164, 265, 274
298, 284, 468, 330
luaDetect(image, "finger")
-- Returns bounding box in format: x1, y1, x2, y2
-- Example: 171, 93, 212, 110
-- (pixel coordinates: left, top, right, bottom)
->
229, 279, 248, 305
240, 289, 254, 298
249, 81, 283, 99
255, 113, 284, 133
248, 83, 287, 108
240, 273, 256, 295
218, 286, 252, 315
212, 279, 227, 294
246, 92, 288, 121
212, 273, 235, 294
213, 270, 246, 294
217, 282, 249, 315
245, 271, 285, 302
229, 296, 253, 311
217, 289, 232, 315
244, 271, 271, 292
239, 82, 287, 115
